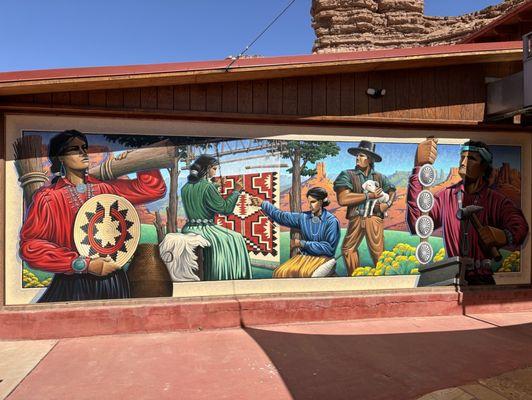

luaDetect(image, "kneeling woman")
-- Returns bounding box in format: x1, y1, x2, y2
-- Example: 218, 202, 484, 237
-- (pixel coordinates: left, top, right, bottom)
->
181, 155, 252, 281
251, 187, 340, 278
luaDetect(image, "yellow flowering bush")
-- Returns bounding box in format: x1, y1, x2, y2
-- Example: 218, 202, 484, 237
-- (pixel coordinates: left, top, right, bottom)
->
351, 243, 446, 277
498, 251, 520, 273
22, 268, 52, 288
433, 247, 446, 263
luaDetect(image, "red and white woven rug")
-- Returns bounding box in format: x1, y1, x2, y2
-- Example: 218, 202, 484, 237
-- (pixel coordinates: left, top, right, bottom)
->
215, 172, 280, 265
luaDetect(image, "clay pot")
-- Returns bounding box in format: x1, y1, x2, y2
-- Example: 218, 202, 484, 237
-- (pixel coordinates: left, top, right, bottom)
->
127, 244, 173, 298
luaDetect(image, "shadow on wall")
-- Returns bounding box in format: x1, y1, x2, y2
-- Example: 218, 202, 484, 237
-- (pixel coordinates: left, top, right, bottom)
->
244, 321, 532, 400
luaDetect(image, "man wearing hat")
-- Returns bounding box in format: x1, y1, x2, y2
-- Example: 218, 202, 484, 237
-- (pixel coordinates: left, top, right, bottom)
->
334, 141, 396, 275
407, 138, 529, 284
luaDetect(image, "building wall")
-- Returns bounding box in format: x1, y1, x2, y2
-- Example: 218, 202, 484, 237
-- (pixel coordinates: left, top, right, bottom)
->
0, 63, 522, 123
0, 113, 5, 307
0, 60, 528, 309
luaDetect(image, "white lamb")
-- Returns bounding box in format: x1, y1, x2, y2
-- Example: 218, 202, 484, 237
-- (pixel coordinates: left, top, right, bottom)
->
362, 180, 389, 217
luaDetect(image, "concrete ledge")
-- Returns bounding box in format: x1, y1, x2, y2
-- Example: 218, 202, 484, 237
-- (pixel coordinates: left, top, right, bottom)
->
239, 291, 463, 326
0, 299, 241, 340
1, 287, 532, 340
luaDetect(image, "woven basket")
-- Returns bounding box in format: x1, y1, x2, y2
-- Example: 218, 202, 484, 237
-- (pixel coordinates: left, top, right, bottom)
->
127, 244, 173, 298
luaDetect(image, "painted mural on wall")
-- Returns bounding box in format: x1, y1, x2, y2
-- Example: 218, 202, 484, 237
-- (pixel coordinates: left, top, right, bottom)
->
11, 130, 529, 303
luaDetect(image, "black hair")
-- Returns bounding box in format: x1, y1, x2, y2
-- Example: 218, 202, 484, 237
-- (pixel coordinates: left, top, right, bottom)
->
306, 187, 330, 207
48, 129, 88, 183
188, 154, 219, 183
462, 140, 493, 180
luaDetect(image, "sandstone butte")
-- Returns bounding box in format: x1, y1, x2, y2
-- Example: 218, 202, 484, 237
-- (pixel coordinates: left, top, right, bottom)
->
311, 0, 526, 53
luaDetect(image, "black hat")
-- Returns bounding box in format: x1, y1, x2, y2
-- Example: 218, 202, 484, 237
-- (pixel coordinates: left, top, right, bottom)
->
347, 140, 382, 162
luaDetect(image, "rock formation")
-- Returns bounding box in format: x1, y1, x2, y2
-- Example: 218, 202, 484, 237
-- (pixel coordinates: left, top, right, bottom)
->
312, 0, 526, 53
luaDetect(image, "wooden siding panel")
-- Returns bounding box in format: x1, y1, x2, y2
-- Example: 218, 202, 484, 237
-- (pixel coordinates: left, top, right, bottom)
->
433, 67, 450, 121
326, 75, 341, 116
268, 79, 283, 115
312, 76, 327, 115
206, 84, 222, 112
394, 70, 411, 119
174, 85, 190, 111
368, 72, 383, 116
447, 65, 484, 121
157, 86, 173, 110
222, 82, 237, 113
472, 64, 487, 120
88, 90, 106, 107
282, 78, 298, 115
190, 85, 206, 111
1, 62, 509, 123
252, 80, 268, 114
447, 66, 464, 120
1, 94, 34, 104
33, 93, 52, 105
70, 91, 89, 106
409, 70, 424, 119
462, 64, 486, 121
420, 69, 437, 120
52, 92, 70, 106
106, 89, 124, 108
297, 77, 312, 115
123, 88, 141, 109
237, 81, 253, 114
140, 87, 157, 109
381, 72, 396, 117
340, 73, 355, 115
354, 72, 369, 116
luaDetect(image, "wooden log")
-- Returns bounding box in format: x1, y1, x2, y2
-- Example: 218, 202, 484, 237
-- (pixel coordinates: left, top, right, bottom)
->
13, 136, 49, 205
89, 140, 176, 180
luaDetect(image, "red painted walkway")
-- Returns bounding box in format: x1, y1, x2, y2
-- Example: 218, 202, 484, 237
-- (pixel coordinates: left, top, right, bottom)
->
4, 311, 532, 400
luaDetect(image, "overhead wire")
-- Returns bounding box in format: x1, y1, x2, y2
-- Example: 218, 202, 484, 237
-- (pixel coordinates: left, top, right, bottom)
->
224, 0, 297, 72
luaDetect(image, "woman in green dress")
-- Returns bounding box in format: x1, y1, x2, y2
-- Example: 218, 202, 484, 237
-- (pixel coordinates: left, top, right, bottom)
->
181, 155, 253, 280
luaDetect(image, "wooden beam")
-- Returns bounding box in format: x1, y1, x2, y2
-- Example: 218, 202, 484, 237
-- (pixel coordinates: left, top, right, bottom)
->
0, 104, 530, 132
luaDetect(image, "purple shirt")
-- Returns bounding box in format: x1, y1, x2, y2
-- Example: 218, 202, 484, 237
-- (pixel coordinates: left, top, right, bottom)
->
407, 166, 529, 260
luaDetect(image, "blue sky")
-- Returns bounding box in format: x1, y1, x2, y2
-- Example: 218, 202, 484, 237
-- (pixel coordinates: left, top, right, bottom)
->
1, 0, 502, 72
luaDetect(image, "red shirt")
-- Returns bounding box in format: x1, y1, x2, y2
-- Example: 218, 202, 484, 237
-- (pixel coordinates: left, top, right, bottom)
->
20, 170, 166, 274
407, 166, 529, 260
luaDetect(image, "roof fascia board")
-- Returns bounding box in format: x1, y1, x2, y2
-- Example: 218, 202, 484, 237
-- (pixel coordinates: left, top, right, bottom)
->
461, 0, 532, 44
0, 48, 522, 96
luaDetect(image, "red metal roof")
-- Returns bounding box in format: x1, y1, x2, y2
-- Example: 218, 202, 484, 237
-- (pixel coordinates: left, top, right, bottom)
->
461, 0, 532, 44
0, 41, 523, 84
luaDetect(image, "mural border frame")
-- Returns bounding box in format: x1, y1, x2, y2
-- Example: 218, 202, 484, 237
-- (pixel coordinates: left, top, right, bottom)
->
3, 113, 531, 306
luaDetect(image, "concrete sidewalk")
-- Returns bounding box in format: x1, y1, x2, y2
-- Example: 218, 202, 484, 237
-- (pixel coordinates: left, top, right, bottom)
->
1, 312, 532, 400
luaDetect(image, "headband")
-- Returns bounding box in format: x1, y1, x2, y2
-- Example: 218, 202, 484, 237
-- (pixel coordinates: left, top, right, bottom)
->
460, 145, 492, 165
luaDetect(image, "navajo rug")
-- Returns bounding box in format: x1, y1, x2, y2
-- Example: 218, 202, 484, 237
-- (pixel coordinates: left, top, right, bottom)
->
215, 172, 280, 265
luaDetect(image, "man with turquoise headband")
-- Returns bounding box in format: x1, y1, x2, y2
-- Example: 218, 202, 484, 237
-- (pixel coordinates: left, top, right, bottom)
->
407, 139, 529, 285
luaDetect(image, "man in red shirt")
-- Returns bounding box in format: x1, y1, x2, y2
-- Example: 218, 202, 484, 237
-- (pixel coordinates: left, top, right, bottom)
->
407, 139, 529, 284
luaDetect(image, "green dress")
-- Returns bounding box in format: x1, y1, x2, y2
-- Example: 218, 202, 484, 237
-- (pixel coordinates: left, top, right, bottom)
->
181, 178, 253, 280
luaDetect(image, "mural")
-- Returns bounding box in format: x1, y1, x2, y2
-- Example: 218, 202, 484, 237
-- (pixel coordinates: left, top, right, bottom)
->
9, 129, 530, 303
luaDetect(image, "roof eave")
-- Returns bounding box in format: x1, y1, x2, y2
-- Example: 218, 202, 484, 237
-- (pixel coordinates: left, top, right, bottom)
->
460, 0, 532, 44
0, 47, 523, 97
